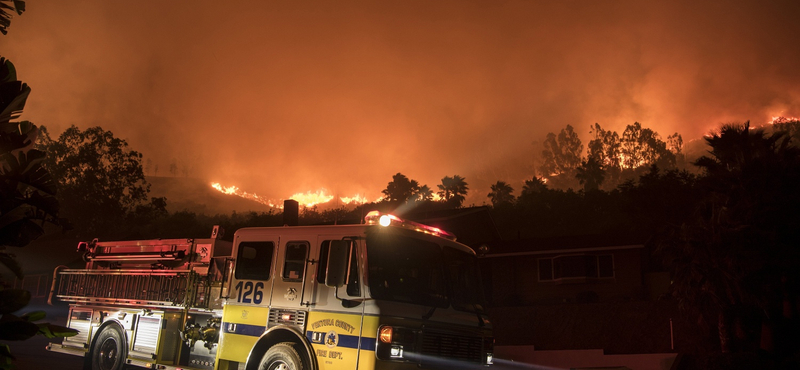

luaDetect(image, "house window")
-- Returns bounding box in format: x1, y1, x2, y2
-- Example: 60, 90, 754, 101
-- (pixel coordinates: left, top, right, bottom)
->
537, 254, 614, 281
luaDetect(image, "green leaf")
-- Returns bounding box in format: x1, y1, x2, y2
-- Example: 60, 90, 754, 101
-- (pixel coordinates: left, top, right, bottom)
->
0, 289, 29, 314
0, 130, 28, 153
0, 58, 17, 84
0, 319, 38, 340
27, 190, 61, 217
0, 343, 12, 359
20, 310, 45, 322
0, 343, 13, 370
12, 1, 25, 16
0, 252, 22, 279
37, 323, 78, 338
16, 149, 58, 195
0, 80, 30, 124
0, 217, 45, 248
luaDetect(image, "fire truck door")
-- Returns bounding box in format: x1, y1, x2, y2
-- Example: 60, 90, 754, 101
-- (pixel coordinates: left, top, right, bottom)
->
219, 238, 278, 364
270, 239, 313, 308
228, 239, 277, 307
306, 236, 368, 370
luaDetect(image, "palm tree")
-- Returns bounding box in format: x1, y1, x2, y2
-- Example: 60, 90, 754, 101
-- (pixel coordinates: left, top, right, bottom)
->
695, 121, 792, 174
659, 121, 800, 354
487, 181, 514, 207
521, 176, 547, 196
414, 184, 434, 202
437, 175, 468, 208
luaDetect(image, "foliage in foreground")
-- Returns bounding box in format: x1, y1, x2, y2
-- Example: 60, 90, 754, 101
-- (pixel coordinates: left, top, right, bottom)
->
0, 56, 76, 369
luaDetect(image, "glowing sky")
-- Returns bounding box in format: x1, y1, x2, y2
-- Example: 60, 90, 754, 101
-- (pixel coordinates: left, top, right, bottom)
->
3, 0, 800, 205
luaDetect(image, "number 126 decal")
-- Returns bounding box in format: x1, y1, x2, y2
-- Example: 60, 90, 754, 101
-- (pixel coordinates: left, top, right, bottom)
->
234, 281, 264, 304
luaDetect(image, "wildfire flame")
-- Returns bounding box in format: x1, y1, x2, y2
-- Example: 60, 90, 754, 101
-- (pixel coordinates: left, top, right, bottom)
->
288, 190, 334, 208
210, 183, 375, 208
770, 116, 800, 125
211, 183, 281, 208
340, 194, 373, 204
618, 153, 646, 169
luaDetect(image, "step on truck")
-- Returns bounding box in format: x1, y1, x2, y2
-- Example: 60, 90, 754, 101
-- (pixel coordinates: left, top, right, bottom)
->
47, 210, 494, 370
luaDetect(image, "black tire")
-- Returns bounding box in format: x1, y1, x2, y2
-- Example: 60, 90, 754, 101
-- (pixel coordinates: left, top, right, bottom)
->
91, 324, 127, 370
258, 342, 304, 370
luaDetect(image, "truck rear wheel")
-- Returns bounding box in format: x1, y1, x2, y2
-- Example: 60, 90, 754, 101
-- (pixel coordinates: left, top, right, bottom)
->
91, 325, 127, 370
258, 342, 304, 370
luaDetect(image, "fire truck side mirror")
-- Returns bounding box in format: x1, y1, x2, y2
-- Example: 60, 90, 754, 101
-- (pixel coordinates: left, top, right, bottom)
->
324, 240, 349, 288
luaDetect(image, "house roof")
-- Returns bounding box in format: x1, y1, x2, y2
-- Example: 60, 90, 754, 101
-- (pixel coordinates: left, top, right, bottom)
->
406, 206, 501, 248
481, 232, 648, 257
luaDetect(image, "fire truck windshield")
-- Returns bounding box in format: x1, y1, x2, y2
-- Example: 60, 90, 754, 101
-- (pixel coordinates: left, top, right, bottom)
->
366, 230, 485, 314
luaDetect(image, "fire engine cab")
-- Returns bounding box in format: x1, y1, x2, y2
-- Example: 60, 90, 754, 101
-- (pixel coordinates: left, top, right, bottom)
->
47, 211, 494, 370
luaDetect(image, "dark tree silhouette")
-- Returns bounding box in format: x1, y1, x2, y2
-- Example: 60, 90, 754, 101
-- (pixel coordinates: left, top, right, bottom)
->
437, 175, 468, 208
667, 132, 683, 157
381, 172, 419, 204
575, 157, 605, 192
488, 181, 514, 207
587, 122, 622, 169
539, 124, 583, 177
521, 176, 547, 196
37, 125, 158, 235
415, 184, 434, 202
658, 122, 800, 356
620, 122, 675, 170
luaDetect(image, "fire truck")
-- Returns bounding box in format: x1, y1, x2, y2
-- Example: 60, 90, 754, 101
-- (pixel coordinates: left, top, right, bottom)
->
47, 210, 494, 370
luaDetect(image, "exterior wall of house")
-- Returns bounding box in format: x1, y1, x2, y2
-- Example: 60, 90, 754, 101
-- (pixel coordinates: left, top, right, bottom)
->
482, 246, 644, 306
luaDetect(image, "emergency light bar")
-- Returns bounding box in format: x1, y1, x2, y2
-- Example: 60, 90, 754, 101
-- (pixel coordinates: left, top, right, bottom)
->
364, 211, 457, 241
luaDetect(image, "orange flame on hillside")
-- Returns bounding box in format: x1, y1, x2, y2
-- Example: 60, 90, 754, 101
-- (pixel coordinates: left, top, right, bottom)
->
770, 116, 800, 125
210, 183, 375, 208
340, 194, 374, 204
289, 190, 334, 208
211, 183, 280, 208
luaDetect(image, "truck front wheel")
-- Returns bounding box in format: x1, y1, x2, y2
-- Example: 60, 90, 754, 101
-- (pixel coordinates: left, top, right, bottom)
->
258, 342, 304, 370
91, 325, 127, 370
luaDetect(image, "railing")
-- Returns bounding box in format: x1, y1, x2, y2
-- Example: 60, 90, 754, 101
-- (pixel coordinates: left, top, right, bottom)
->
14, 273, 50, 298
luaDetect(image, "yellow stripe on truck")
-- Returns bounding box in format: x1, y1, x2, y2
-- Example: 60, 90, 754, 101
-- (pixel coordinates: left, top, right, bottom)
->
217, 304, 270, 363
306, 311, 376, 370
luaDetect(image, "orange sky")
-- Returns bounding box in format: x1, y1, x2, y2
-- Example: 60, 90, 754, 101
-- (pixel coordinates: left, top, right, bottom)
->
3, 0, 800, 205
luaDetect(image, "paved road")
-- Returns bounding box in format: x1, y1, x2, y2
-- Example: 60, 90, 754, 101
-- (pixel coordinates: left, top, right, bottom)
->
9, 303, 84, 370
13, 333, 84, 370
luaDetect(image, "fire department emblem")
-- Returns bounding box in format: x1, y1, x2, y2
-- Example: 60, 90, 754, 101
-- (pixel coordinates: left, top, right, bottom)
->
284, 288, 297, 301
325, 330, 338, 348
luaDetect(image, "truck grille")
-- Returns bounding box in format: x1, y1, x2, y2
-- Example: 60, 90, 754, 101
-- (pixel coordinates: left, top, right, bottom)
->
421, 330, 482, 363
268, 309, 307, 329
